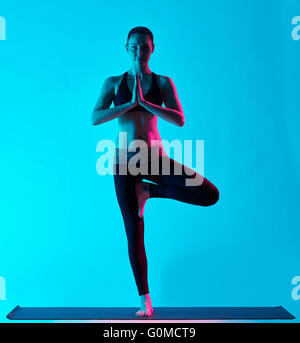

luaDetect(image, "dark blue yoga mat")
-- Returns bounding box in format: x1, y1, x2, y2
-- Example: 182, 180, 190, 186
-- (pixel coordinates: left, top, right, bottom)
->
7, 305, 295, 320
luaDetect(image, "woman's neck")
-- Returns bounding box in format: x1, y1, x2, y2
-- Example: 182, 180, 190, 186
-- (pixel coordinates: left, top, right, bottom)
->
128, 64, 151, 77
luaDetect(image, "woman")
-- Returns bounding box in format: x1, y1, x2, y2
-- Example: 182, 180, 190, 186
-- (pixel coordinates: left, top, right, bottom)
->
91, 26, 219, 317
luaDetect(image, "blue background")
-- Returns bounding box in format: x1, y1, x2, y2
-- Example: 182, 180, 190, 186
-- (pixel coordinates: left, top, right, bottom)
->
0, 0, 299, 322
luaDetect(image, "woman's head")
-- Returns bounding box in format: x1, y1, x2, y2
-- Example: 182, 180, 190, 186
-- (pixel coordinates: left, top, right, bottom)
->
126, 26, 154, 65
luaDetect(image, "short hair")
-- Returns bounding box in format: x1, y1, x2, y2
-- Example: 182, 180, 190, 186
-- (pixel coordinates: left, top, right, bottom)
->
127, 26, 154, 45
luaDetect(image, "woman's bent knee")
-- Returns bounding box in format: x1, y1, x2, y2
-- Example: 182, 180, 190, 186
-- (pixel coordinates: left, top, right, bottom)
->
205, 186, 219, 206
198, 181, 219, 206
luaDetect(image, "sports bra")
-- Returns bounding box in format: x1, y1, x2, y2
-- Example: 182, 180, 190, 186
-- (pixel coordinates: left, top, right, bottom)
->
113, 71, 163, 112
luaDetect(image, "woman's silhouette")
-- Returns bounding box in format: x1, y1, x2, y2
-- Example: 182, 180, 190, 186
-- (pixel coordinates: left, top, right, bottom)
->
92, 26, 219, 317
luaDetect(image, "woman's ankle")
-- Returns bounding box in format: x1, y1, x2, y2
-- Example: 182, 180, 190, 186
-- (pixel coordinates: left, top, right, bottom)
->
141, 292, 150, 299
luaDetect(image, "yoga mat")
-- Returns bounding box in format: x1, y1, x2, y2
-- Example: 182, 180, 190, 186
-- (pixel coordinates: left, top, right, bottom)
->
7, 305, 295, 320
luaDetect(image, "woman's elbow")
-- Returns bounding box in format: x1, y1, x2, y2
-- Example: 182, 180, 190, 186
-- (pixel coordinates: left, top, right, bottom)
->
179, 114, 185, 127
91, 111, 101, 126
91, 113, 97, 126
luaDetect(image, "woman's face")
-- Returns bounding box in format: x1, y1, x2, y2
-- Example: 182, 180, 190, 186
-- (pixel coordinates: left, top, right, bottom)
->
126, 33, 154, 65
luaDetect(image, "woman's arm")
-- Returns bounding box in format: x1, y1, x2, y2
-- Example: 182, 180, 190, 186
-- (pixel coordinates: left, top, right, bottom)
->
138, 75, 185, 127
91, 76, 135, 126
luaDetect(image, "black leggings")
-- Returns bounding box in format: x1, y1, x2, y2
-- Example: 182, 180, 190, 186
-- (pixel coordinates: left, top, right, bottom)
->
113, 148, 219, 296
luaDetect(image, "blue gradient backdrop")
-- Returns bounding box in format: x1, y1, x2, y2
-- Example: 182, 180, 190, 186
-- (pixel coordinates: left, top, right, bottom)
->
0, 0, 299, 322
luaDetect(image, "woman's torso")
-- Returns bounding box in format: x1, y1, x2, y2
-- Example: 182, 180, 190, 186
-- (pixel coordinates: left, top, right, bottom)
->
112, 71, 164, 150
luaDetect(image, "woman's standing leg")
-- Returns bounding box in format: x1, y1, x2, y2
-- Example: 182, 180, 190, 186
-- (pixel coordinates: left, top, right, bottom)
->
113, 163, 150, 297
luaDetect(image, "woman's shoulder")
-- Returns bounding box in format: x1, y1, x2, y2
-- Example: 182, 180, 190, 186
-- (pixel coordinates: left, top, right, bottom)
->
155, 73, 174, 85
155, 73, 175, 93
107, 73, 124, 84
104, 73, 125, 93
155, 73, 167, 82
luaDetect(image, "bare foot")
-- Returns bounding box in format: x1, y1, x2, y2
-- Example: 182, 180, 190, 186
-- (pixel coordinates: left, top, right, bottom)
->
135, 181, 150, 218
135, 293, 154, 317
